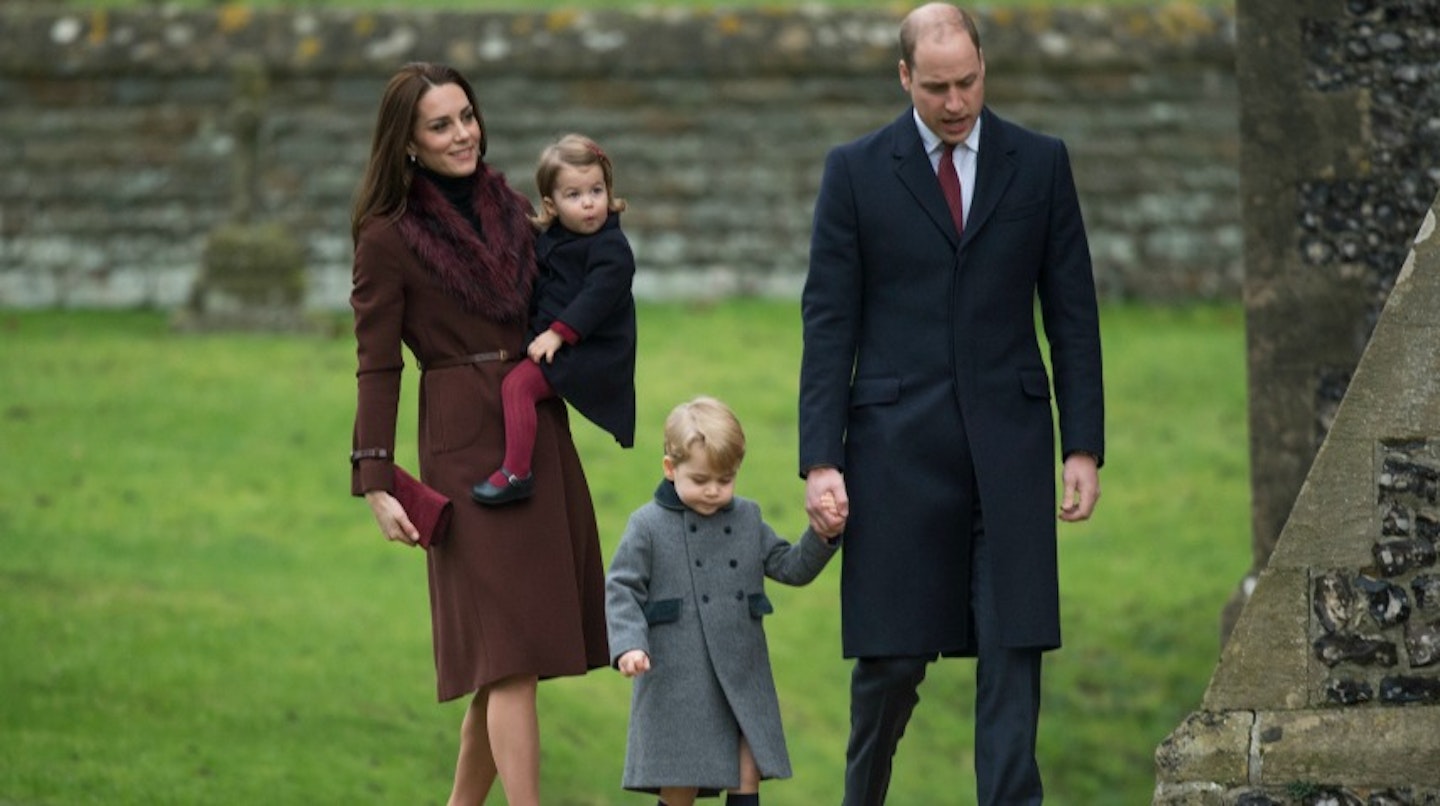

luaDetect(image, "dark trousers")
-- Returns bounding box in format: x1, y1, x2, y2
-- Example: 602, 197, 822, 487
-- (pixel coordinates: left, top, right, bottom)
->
842, 509, 1044, 806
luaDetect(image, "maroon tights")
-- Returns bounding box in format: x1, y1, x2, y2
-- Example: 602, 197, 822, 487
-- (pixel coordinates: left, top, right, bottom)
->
490, 359, 555, 485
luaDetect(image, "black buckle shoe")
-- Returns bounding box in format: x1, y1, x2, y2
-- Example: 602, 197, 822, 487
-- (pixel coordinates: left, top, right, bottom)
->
471, 468, 534, 505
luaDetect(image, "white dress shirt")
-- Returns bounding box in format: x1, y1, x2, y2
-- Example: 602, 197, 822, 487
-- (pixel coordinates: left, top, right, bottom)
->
914, 109, 981, 231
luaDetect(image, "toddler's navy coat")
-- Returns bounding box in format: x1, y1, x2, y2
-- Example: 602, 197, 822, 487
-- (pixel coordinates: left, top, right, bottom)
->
531, 212, 636, 447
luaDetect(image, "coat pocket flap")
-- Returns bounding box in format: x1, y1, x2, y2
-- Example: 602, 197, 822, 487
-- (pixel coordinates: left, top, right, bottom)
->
747, 592, 774, 619
1018, 368, 1052, 399
643, 598, 682, 625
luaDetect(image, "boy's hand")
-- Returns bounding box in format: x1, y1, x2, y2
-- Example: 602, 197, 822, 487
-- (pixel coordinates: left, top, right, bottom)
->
617, 649, 651, 678
805, 468, 849, 537
812, 488, 847, 539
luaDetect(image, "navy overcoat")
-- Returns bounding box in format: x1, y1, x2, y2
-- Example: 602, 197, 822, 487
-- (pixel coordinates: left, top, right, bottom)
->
799, 107, 1104, 657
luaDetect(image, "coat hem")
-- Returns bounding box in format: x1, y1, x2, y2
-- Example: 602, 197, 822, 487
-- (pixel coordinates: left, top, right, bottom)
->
435, 660, 607, 703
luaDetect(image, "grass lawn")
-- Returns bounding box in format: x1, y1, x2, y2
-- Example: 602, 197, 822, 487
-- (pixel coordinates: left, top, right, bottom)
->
0, 300, 1250, 804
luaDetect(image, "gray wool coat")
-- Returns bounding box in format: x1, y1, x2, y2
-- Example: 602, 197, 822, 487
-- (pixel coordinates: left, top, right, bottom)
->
605, 480, 838, 793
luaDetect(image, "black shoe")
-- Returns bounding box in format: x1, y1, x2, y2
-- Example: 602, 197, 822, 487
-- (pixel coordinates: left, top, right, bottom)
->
471, 468, 534, 505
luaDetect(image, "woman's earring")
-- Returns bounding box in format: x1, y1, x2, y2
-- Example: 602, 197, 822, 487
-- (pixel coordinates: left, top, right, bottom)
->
407, 153, 417, 166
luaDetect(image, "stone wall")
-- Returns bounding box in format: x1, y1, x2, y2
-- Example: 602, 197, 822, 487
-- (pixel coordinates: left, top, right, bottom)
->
0, 4, 1237, 309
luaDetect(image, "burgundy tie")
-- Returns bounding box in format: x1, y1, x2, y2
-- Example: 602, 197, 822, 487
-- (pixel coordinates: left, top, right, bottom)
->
939, 142, 964, 234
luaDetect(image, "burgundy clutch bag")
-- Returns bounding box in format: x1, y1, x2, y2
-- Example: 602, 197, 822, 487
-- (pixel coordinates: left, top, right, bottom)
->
392, 465, 453, 549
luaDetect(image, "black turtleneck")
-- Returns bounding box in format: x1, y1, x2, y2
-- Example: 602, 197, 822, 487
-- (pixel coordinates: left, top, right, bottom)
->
415, 165, 483, 240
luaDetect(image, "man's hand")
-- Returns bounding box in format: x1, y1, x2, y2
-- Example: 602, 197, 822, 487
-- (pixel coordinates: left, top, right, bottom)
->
1059, 452, 1100, 522
805, 466, 849, 536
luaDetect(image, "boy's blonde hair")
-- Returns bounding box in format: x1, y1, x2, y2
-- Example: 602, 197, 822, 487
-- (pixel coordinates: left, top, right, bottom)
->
531, 132, 628, 229
663, 396, 746, 475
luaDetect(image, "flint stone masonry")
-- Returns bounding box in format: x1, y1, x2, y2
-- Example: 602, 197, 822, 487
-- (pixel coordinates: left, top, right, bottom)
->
0, 4, 1238, 309
1312, 441, 1440, 707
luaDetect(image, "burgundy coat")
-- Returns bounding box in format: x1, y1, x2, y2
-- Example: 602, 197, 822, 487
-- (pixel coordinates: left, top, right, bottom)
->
350, 166, 609, 701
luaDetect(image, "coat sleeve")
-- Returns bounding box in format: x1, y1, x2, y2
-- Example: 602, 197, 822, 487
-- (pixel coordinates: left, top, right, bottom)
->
1034, 140, 1105, 465
350, 225, 409, 495
554, 228, 635, 339
799, 145, 865, 476
605, 509, 655, 665
754, 503, 839, 586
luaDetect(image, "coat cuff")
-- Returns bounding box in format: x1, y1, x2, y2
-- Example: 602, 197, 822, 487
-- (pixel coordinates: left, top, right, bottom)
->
350, 448, 394, 496
551, 320, 581, 344
1064, 448, 1104, 469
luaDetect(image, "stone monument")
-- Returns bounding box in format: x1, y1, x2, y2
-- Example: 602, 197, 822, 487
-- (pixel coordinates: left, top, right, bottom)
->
1224, 0, 1440, 643
1153, 193, 1440, 803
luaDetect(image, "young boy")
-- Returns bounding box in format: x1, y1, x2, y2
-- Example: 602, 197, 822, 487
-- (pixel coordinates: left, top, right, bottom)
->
605, 396, 844, 806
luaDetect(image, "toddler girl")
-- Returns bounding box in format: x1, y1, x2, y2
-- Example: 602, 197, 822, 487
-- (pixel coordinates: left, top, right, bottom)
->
472, 133, 636, 504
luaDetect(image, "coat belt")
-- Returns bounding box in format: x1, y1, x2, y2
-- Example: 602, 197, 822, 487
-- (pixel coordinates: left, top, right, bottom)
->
420, 350, 512, 371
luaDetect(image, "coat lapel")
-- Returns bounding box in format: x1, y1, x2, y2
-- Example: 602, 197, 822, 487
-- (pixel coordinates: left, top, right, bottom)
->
889, 111, 961, 247
962, 107, 1015, 249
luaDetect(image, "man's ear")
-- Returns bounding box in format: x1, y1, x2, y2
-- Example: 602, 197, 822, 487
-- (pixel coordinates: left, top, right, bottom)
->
898, 59, 911, 92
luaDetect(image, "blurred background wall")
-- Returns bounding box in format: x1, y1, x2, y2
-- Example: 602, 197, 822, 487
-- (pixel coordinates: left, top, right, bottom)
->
0, 5, 1237, 309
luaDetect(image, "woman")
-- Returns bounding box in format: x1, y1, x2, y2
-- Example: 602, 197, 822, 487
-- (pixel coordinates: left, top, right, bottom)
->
348, 62, 608, 805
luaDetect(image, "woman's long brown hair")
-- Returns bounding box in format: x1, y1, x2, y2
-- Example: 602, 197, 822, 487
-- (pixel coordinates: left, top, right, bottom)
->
350, 62, 488, 244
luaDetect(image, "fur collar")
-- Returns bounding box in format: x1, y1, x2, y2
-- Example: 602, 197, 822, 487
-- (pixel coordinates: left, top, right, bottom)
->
396, 164, 536, 322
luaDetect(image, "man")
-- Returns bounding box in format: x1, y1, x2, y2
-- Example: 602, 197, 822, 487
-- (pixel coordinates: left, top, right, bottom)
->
798, 4, 1104, 804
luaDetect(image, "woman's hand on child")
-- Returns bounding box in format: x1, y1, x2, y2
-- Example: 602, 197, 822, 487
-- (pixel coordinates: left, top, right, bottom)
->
617, 649, 651, 678
527, 329, 565, 364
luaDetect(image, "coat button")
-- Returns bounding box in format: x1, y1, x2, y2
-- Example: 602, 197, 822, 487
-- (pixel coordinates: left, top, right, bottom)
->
729, 559, 738, 568
696, 559, 703, 567
735, 591, 744, 600
724, 526, 732, 534
702, 594, 710, 603
690, 524, 697, 532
